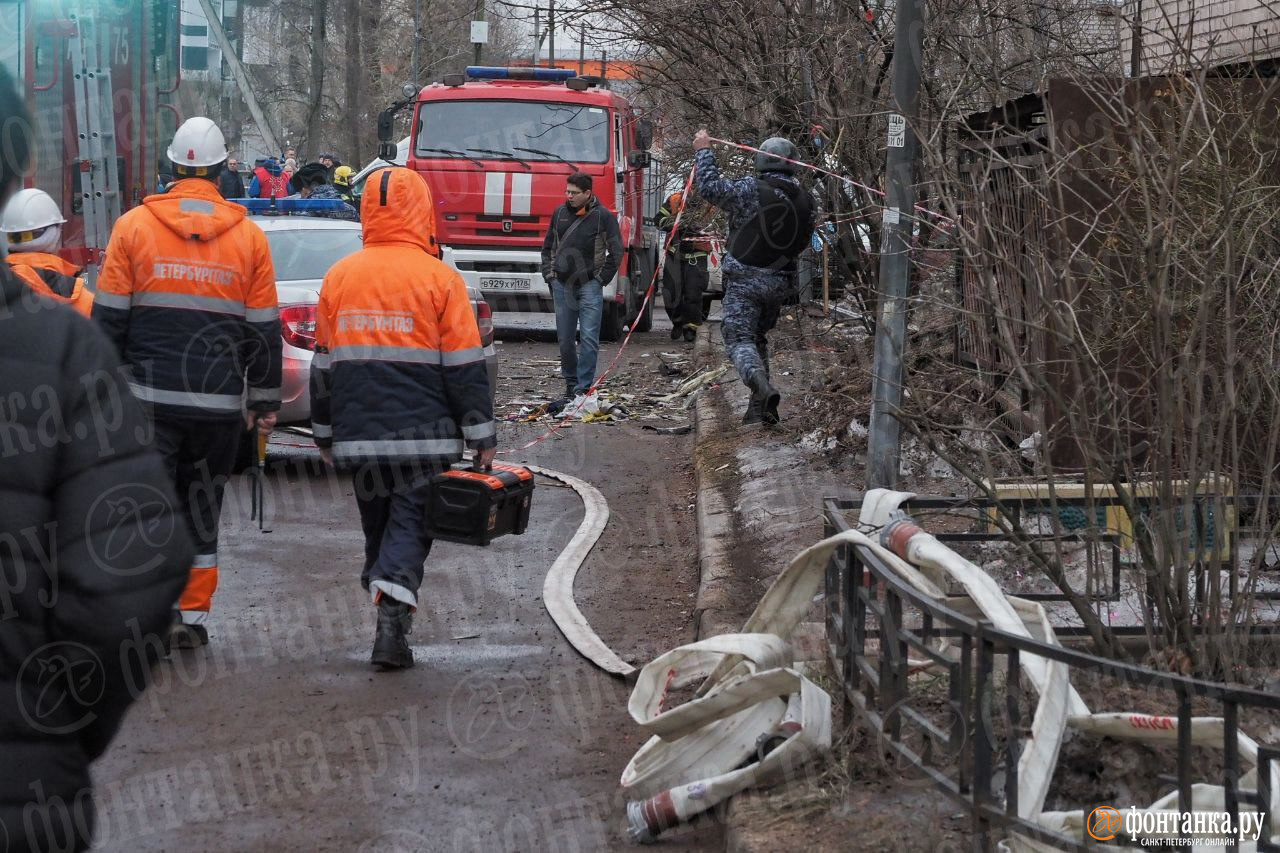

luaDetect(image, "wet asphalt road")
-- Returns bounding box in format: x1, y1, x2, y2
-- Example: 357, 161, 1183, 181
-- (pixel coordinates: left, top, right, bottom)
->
90, 313, 723, 851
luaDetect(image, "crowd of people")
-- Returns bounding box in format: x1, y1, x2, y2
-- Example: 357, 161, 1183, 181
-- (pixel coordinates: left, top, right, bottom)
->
159, 146, 357, 217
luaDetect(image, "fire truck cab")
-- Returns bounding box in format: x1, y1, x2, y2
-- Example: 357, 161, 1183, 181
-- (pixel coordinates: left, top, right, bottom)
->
392, 66, 660, 341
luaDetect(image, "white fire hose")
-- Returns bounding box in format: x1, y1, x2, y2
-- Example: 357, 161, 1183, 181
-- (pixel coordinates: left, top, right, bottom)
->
617, 488, 1280, 848
863, 490, 1278, 852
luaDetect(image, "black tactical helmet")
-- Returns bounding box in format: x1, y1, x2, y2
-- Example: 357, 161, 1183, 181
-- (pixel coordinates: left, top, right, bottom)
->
755, 136, 798, 174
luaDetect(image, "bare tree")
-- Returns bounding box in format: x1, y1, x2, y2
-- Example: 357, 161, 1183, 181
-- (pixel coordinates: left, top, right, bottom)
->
906, 71, 1280, 672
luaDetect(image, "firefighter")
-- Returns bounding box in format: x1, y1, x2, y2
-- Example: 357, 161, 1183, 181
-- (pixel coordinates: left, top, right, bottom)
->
0, 188, 93, 316
657, 190, 710, 343
92, 116, 283, 649
693, 130, 815, 425
332, 165, 355, 206
310, 166, 496, 670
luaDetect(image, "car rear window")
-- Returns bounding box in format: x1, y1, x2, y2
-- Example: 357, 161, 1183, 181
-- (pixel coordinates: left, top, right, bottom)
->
265, 228, 364, 281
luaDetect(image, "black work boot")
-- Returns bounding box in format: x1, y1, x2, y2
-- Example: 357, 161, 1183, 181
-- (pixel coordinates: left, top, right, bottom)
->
670, 323, 683, 341
372, 597, 414, 671
167, 621, 209, 650
744, 370, 782, 426
742, 397, 764, 424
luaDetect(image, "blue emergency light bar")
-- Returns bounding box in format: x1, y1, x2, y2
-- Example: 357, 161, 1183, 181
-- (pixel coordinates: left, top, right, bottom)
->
229, 198, 351, 215
465, 66, 577, 82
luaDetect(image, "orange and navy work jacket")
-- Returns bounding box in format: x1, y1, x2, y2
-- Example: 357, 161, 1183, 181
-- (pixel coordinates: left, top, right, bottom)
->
6, 252, 94, 316
91, 178, 282, 419
310, 167, 495, 468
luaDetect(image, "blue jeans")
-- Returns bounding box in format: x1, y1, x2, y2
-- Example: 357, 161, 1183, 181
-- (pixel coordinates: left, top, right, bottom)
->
551, 279, 603, 394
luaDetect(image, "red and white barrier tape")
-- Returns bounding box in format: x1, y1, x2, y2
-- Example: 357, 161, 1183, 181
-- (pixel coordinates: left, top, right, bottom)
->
707, 135, 957, 231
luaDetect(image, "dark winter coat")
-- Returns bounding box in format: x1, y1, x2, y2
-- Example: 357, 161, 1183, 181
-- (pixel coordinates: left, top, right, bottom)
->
217, 167, 245, 199
539, 196, 623, 288
0, 264, 192, 851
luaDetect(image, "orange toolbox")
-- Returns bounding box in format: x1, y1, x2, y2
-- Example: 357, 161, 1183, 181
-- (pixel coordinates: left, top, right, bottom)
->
424, 463, 535, 546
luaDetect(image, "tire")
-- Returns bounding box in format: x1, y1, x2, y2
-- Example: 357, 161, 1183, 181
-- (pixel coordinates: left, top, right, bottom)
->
634, 291, 654, 332
601, 300, 623, 342
633, 253, 655, 332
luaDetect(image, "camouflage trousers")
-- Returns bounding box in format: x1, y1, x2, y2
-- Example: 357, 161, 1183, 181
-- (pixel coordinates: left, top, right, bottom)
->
720, 269, 794, 384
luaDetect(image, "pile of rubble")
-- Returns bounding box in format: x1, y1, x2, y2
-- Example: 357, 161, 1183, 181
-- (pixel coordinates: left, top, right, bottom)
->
498, 352, 727, 429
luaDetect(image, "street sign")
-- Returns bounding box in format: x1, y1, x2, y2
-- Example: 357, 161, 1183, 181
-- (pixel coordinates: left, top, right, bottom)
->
887, 113, 906, 148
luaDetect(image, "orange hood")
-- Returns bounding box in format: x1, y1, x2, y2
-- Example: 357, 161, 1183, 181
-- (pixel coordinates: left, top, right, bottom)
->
6, 251, 80, 277
360, 167, 439, 255
141, 178, 246, 242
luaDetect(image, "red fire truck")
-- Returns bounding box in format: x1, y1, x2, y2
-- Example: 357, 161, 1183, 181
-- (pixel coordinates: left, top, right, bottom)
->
8, 0, 180, 272
377, 66, 662, 340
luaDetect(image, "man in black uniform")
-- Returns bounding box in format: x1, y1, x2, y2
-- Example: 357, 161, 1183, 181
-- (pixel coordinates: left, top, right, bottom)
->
693, 130, 815, 424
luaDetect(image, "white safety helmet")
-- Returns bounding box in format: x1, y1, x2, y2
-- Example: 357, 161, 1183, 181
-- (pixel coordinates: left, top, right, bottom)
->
2, 188, 65, 253
166, 116, 228, 168
1, 188, 65, 233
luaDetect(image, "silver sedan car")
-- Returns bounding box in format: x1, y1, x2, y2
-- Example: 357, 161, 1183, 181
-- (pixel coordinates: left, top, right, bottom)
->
250, 214, 499, 425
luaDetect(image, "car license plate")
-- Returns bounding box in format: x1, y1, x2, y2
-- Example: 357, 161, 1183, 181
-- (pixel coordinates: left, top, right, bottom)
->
480, 277, 531, 291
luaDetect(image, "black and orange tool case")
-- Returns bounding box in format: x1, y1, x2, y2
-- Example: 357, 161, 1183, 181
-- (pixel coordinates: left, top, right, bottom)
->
424, 463, 535, 546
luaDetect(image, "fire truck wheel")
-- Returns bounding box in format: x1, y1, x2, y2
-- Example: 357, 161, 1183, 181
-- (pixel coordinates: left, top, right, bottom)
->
634, 290, 653, 332
601, 301, 623, 342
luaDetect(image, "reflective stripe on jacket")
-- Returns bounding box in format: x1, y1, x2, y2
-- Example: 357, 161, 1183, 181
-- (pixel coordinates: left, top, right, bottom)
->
310, 167, 495, 468
91, 178, 282, 419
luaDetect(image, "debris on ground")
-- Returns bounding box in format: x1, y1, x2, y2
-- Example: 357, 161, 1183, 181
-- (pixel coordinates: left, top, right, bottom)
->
496, 351, 718, 427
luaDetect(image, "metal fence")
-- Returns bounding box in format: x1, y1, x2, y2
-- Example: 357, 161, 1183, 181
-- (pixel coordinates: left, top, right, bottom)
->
822, 494, 1280, 851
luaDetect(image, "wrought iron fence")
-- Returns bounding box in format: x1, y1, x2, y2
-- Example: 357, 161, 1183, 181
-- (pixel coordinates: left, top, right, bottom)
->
822, 494, 1280, 851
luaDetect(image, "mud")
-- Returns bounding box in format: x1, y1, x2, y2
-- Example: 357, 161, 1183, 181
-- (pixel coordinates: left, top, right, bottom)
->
90, 317, 721, 851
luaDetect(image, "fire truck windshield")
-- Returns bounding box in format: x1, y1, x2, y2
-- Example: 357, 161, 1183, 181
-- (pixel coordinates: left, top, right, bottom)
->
415, 100, 610, 165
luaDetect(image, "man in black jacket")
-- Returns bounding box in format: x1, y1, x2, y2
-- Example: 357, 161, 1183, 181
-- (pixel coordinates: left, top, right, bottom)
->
539, 172, 622, 406
0, 65, 193, 852
217, 155, 245, 199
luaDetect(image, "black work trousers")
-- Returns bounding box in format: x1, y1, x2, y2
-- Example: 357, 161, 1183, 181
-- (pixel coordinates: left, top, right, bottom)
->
149, 414, 241, 624
662, 252, 709, 328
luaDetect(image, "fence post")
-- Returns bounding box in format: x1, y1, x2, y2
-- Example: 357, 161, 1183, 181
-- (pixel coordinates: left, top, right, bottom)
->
974, 627, 995, 847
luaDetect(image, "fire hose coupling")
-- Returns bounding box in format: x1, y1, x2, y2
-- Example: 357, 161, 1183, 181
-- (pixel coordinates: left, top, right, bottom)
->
881, 511, 923, 558
754, 719, 803, 763
625, 793, 679, 844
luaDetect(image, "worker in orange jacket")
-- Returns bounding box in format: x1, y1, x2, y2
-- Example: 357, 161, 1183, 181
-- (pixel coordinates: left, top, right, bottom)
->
92, 116, 282, 649
310, 166, 496, 670
0, 188, 93, 316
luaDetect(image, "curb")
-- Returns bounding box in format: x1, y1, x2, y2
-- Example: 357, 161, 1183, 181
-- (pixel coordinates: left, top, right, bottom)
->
692, 321, 741, 641
690, 320, 834, 852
